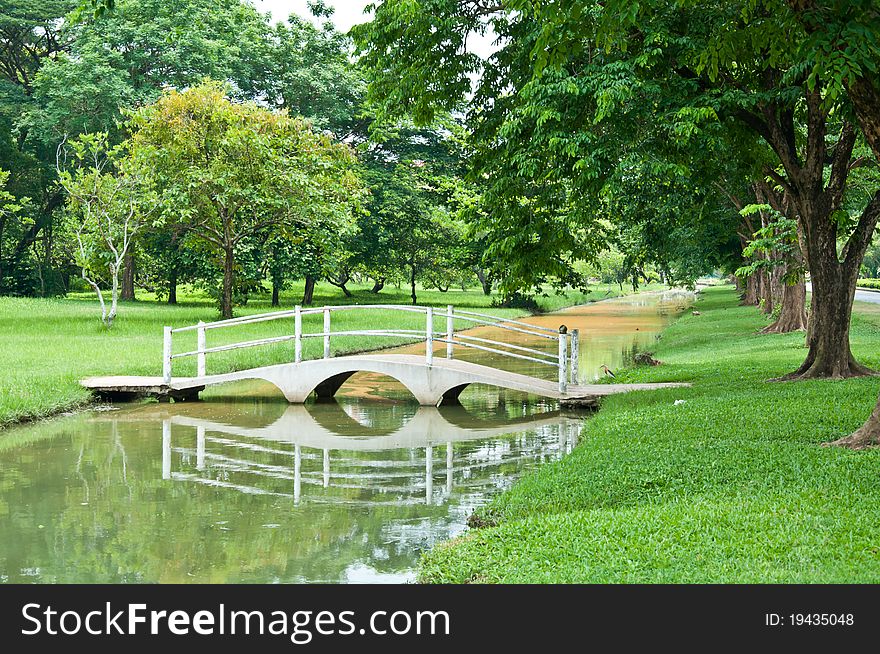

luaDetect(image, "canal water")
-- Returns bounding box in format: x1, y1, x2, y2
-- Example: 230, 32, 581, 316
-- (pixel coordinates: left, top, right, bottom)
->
0, 291, 691, 583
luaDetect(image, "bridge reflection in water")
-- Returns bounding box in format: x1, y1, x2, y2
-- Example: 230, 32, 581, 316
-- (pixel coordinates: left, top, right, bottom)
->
146, 402, 580, 507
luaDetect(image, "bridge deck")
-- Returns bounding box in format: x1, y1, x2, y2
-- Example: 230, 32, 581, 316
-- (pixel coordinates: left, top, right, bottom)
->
81, 353, 688, 406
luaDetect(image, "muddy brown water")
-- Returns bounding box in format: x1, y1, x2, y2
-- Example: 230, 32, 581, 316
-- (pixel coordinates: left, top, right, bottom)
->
0, 291, 691, 583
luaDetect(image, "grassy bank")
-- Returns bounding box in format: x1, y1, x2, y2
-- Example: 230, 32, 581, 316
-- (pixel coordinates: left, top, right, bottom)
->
420, 286, 880, 583
0, 280, 643, 428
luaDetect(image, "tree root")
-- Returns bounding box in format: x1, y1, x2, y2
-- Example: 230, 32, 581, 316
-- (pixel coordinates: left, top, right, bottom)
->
823, 395, 880, 450
823, 425, 880, 450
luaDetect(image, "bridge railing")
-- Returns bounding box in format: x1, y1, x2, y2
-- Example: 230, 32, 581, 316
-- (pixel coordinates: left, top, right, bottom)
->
163, 304, 580, 393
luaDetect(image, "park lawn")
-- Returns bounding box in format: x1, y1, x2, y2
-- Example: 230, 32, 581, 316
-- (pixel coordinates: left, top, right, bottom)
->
420, 286, 880, 583
0, 280, 640, 428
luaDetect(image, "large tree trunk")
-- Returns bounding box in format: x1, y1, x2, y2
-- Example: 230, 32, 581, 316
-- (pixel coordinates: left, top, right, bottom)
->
370, 277, 385, 293
783, 222, 872, 379
761, 275, 808, 334
271, 280, 280, 307
762, 95, 880, 381
302, 275, 316, 306
121, 248, 136, 301
220, 247, 235, 320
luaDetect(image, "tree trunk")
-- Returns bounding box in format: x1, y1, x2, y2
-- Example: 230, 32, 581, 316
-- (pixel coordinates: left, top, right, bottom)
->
474, 268, 492, 295
168, 269, 178, 305
121, 248, 135, 301
782, 241, 870, 379
221, 247, 235, 320
107, 262, 119, 327
370, 278, 385, 293
271, 280, 280, 307
410, 265, 417, 305
761, 275, 808, 334
326, 270, 352, 297
741, 273, 758, 305
302, 275, 316, 306
755, 269, 770, 313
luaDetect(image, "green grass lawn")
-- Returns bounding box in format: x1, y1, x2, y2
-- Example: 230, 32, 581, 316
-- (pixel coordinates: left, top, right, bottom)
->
0, 280, 640, 427
419, 286, 880, 583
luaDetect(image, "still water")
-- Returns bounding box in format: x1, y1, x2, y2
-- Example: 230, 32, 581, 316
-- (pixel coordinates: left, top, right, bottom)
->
0, 291, 690, 583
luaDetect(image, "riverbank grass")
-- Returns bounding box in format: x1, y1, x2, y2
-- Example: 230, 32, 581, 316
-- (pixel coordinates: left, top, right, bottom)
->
420, 286, 880, 583
0, 281, 641, 427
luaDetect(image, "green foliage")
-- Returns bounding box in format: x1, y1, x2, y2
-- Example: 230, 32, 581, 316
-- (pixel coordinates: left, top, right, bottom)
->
126, 81, 363, 317
268, 5, 366, 137
0, 168, 31, 293
863, 241, 880, 279
735, 204, 804, 284
25, 0, 274, 147
56, 132, 155, 325
353, 1, 761, 294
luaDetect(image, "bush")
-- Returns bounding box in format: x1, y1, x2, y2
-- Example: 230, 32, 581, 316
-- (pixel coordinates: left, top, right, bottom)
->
858, 279, 880, 290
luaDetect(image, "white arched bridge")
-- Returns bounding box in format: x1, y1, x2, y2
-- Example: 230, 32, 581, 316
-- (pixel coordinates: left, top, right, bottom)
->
82, 304, 686, 405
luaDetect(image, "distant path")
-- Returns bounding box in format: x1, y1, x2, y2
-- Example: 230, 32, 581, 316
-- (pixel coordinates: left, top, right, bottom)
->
806, 283, 880, 305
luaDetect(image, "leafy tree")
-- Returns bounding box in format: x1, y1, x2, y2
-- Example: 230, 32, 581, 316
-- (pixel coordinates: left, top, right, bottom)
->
126, 82, 362, 319
25, 0, 274, 147
267, 1, 367, 139
356, 124, 478, 304
56, 132, 154, 325
0, 2, 77, 294
735, 204, 808, 333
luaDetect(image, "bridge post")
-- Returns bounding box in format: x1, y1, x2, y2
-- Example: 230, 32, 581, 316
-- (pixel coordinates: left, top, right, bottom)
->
323, 308, 331, 359
294, 305, 302, 363
446, 305, 454, 359
570, 329, 579, 384
426, 307, 434, 367
163, 326, 173, 383
558, 328, 568, 394
197, 321, 206, 377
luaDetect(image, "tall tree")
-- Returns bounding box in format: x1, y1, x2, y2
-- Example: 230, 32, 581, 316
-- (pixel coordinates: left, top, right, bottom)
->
126, 82, 362, 319
268, 0, 367, 139
56, 132, 154, 326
